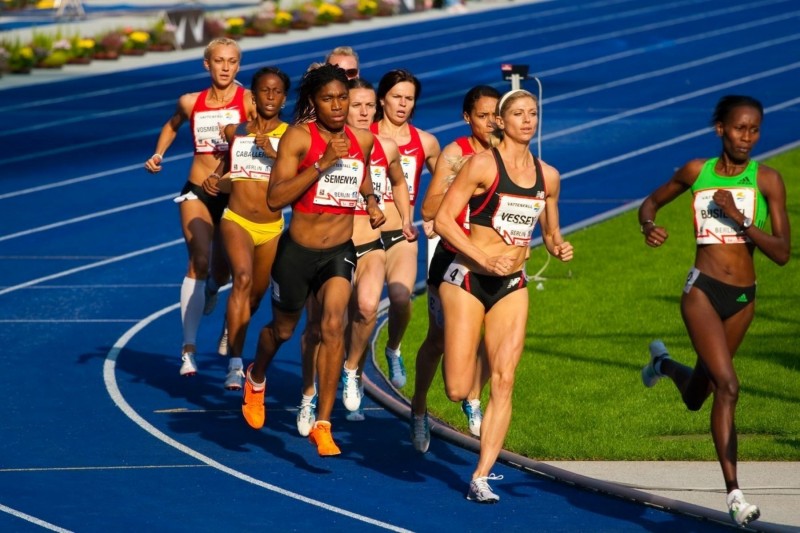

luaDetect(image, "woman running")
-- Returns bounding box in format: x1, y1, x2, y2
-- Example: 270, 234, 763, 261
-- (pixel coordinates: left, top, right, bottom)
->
410, 85, 500, 452
435, 89, 572, 503
371, 69, 438, 388
144, 37, 254, 378
201, 67, 290, 391
638, 95, 790, 526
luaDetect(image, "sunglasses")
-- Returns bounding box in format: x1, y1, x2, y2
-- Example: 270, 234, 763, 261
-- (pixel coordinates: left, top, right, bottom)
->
344, 68, 359, 79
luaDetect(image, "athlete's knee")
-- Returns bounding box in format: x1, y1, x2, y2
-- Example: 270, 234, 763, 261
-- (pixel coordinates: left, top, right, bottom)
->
268, 320, 296, 344
189, 255, 211, 278
445, 383, 470, 403
319, 313, 345, 342
232, 269, 253, 293
682, 393, 705, 412
490, 370, 516, 399
354, 297, 379, 323
715, 375, 740, 404
387, 282, 411, 305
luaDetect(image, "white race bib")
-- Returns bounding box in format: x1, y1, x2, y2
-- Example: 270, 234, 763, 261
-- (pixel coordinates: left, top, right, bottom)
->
193, 109, 241, 153
229, 137, 276, 180
492, 194, 545, 246
693, 188, 755, 244
399, 154, 418, 203
314, 158, 365, 208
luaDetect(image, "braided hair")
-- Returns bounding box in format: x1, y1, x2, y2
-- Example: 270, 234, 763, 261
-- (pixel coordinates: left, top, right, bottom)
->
293, 63, 349, 125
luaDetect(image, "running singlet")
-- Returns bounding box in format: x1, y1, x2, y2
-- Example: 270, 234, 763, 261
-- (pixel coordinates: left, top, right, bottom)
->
355, 136, 389, 214
691, 158, 767, 244
371, 123, 424, 205
190, 86, 248, 154
441, 136, 475, 253
292, 122, 366, 215
229, 122, 288, 181
469, 148, 546, 247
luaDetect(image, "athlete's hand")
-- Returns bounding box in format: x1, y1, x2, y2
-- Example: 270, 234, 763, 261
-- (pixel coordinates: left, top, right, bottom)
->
712, 189, 743, 222
255, 134, 278, 158
484, 254, 515, 276
144, 154, 163, 174
201, 174, 221, 196
553, 241, 574, 262
643, 224, 668, 247
403, 222, 419, 242
367, 203, 386, 229
319, 132, 350, 169
422, 220, 436, 239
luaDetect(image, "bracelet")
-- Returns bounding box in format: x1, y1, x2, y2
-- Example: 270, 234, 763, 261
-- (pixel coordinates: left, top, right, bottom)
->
209, 173, 221, 180
313, 161, 323, 173
151, 153, 163, 161
640, 220, 655, 234
363, 193, 381, 204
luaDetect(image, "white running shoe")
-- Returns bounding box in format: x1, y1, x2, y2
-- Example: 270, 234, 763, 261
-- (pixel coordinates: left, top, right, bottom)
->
296, 395, 317, 437
727, 489, 760, 526
179, 352, 197, 377
217, 326, 229, 356
385, 348, 407, 388
224, 359, 244, 391
203, 283, 218, 316
466, 474, 503, 504
341, 366, 362, 412
462, 399, 482, 437
411, 413, 430, 453
642, 339, 671, 388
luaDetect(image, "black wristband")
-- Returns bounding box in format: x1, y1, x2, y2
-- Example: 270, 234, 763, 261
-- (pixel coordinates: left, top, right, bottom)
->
363, 193, 381, 204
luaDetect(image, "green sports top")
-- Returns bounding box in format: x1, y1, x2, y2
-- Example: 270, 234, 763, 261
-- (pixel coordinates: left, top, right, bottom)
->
690, 158, 767, 245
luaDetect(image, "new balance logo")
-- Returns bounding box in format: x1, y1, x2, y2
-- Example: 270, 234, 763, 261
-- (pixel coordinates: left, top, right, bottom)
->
736, 293, 748, 303
507, 276, 521, 288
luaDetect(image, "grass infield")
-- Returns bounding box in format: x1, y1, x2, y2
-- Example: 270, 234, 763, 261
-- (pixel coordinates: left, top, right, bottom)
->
376, 149, 799, 461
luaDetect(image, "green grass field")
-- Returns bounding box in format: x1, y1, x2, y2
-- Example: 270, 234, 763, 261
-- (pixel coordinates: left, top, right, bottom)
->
376, 149, 800, 461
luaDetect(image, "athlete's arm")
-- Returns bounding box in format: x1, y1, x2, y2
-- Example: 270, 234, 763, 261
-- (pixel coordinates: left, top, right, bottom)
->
420, 130, 441, 175
383, 138, 417, 241
420, 141, 460, 222
144, 93, 194, 174
266, 125, 316, 210
639, 159, 701, 247
538, 162, 572, 262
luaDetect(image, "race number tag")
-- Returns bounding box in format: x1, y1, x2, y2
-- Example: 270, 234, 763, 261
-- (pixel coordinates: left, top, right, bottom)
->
193, 109, 240, 152
492, 194, 545, 246
314, 158, 365, 208
400, 154, 418, 203
229, 137, 275, 180
693, 188, 755, 244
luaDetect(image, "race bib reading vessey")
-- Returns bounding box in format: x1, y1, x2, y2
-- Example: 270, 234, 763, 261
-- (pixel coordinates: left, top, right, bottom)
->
314, 158, 365, 208
229, 137, 278, 180
492, 194, 545, 246
193, 109, 241, 153
693, 187, 755, 244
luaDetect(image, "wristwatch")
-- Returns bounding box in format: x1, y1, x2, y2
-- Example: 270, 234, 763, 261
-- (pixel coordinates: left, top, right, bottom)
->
313, 161, 323, 173
740, 217, 753, 232
640, 220, 655, 234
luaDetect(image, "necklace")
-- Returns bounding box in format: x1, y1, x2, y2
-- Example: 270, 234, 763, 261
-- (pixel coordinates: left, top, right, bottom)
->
209, 86, 234, 104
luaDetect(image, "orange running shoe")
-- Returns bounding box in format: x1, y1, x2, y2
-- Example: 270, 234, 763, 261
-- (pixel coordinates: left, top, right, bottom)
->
242, 364, 265, 429
309, 421, 341, 456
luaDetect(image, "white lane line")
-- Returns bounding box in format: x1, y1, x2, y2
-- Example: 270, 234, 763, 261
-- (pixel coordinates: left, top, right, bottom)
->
0, 503, 73, 533
0, 319, 140, 323
103, 305, 413, 533
0, 465, 207, 473
0, 239, 183, 297
0, 193, 176, 242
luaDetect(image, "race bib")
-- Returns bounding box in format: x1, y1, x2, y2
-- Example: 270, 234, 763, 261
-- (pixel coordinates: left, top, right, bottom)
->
694, 188, 755, 244
399, 154, 418, 203
193, 109, 241, 153
356, 165, 388, 211
314, 158, 365, 208
229, 137, 275, 180
492, 194, 545, 246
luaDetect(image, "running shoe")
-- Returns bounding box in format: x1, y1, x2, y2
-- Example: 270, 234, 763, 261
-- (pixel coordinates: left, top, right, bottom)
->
411, 413, 430, 453
309, 421, 341, 456
466, 474, 504, 504
461, 399, 483, 437
341, 366, 362, 412
179, 352, 197, 377
203, 282, 218, 316
224, 359, 244, 391
241, 364, 265, 429
385, 347, 407, 388
727, 489, 760, 526
296, 395, 317, 437
346, 407, 365, 422
217, 325, 229, 356
642, 339, 671, 388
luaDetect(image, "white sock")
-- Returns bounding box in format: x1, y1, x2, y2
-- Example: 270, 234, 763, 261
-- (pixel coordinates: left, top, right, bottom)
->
228, 357, 243, 371
343, 364, 358, 377
247, 372, 265, 391
180, 276, 204, 347
386, 345, 401, 358
301, 392, 316, 406
466, 398, 480, 409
